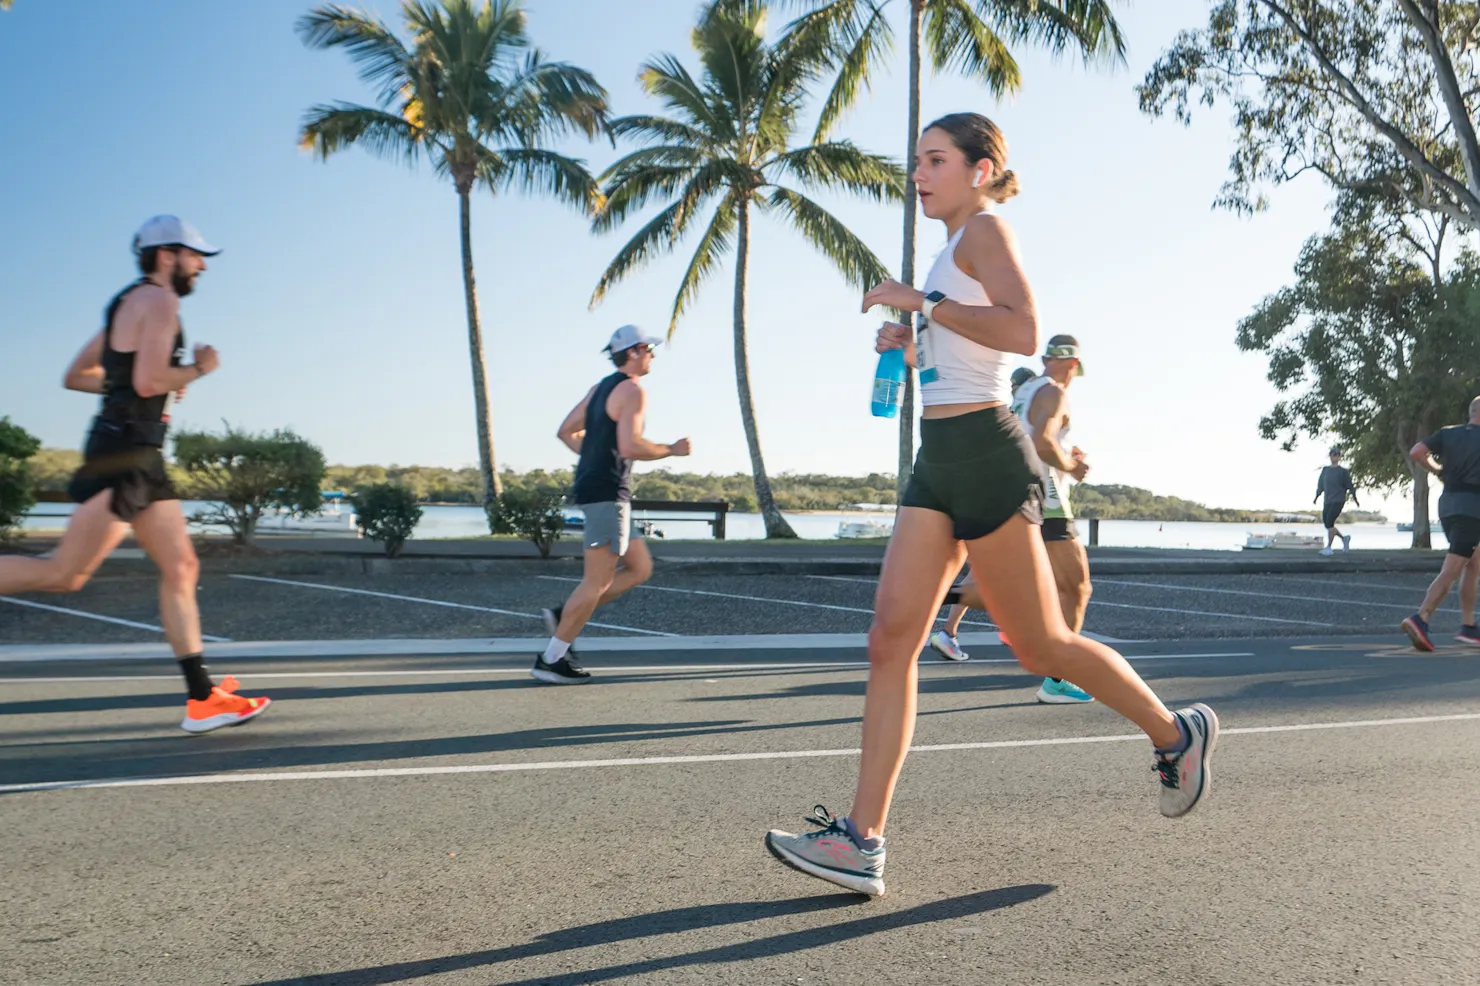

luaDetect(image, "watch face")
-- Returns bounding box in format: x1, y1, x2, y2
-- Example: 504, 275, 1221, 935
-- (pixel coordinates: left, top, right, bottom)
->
926, 291, 946, 303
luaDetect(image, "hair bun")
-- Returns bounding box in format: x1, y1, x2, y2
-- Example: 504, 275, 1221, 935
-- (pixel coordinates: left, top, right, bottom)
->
989, 169, 1020, 203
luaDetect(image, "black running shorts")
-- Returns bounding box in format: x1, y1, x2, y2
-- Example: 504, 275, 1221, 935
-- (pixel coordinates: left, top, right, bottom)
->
1442, 514, 1480, 558
1041, 517, 1076, 543
902, 405, 1043, 541
1322, 498, 1346, 530
67, 420, 178, 522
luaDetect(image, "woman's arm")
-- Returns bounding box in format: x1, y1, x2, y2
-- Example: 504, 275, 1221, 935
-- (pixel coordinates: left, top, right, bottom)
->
936, 214, 1038, 356
860, 214, 1038, 356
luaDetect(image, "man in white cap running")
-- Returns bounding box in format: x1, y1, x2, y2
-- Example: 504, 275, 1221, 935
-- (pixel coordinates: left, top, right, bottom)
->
532, 325, 691, 683
0, 216, 271, 732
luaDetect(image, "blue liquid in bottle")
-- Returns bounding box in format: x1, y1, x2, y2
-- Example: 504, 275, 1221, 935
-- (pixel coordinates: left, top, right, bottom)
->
871, 348, 906, 418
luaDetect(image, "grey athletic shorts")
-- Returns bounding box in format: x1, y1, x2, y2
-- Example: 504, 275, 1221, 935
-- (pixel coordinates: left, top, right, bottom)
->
580, 501, 644, 555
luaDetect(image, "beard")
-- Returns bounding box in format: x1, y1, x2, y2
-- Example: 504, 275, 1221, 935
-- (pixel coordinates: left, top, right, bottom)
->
171, 269, 197, 297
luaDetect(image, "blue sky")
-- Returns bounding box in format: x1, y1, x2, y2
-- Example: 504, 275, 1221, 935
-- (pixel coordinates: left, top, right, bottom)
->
0, 0, 1437, 517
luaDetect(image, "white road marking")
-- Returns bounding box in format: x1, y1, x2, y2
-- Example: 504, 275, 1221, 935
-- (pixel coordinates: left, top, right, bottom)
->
1096, 578, 1449, 615
1087, 598, 1333, 626
1249, 574, 1458, 612
0, 596, 230, 642
806, 576, 1136, 642
0, 630, 1008, 663
0, 652, 1257, 684
537, 575, 999, 629
3, 710, 1473, 795
229, 575, 674, 637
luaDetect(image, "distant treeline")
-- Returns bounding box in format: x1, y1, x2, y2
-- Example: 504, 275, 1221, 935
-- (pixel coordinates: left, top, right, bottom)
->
27, 449, 1384, 521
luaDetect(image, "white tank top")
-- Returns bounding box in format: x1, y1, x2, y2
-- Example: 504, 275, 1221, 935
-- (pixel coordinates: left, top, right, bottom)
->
1010, 374, 1073, 519
918, 215, 1013, 406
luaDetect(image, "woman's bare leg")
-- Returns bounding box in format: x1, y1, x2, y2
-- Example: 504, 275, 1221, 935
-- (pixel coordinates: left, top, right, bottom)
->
848, 507, 964, 838
966, 515, 1180, 747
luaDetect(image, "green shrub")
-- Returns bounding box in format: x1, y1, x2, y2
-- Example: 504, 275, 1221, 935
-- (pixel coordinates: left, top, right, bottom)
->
173, 425, 326, 544
0, 417, 41, 544
351, 484, 423, 557
487, 484, 566, 559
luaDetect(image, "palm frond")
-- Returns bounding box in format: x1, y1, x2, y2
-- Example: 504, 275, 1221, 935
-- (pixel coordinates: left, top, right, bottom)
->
775, 0, 893, 143
691, 2, 769, 138
298, 102, 427, 164
639, 53, 731, 140
485, 51, 609, 144
668, 197, 739, 334
607, 114, 716, 151
763, 186, 891, 289
923, 0, 1020, 96
591, 163, 731, 305
296, 5, 414, 107
480, 146, 602, 213
768, 141, 904, 202
981, 0, 1127, 66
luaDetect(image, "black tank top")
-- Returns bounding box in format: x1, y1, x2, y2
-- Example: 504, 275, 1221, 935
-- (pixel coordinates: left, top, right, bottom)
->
98, 279, 185, 429
570, 372, 633, 504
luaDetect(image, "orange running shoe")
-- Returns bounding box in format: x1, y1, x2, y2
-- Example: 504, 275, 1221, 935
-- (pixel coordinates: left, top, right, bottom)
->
181, 676, 271, 734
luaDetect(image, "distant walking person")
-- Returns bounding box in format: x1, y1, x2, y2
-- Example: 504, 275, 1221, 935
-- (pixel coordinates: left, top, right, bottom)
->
1315, 445, 1359, 555
533, 325, 691, 684
1401, 398, 1480, 650
0, 217, 271, 733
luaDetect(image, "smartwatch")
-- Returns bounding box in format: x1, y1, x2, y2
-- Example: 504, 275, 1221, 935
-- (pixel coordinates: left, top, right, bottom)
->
921, 290, 947, 320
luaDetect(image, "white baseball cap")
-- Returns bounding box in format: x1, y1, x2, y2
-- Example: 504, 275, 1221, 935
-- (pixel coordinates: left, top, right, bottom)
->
132, 215, 221, 256
602, 324, 663, 354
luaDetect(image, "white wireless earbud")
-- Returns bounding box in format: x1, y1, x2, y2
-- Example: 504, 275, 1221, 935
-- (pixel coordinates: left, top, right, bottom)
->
971, 171, 985, 188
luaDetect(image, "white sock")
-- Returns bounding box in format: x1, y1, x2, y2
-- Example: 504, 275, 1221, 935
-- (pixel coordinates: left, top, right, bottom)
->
542, 637, 571, 664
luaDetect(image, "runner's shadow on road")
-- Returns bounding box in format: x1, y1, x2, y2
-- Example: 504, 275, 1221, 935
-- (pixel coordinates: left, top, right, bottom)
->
243, 884, 1054, 986
0, 716, 871, 786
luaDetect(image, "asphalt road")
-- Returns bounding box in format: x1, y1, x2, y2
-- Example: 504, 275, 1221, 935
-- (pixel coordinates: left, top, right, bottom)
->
0, 568, 1464, 646
3, 635, 1479, 985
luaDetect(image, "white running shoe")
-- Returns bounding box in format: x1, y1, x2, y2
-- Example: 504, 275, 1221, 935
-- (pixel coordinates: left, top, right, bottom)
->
1156, 704, 1219, 818
1342, 535, 1352, 551
928, 630, 969, 662
1319, 547, 1334, 556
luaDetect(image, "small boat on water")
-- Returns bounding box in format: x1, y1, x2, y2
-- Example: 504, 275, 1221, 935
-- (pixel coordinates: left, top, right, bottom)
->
253, 491, 359, 536
1243, 531, 1324, 551
1396, 521, 1442, 533
838, 520, 893, 539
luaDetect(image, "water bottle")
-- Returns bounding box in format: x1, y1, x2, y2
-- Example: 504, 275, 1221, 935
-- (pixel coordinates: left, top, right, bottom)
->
871, 347, 906, 418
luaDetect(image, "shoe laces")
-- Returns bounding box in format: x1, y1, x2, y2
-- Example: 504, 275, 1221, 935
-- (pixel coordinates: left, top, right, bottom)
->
215, 676, 240, 696
802, 805, 850, 840
1154, 753, 1182, 789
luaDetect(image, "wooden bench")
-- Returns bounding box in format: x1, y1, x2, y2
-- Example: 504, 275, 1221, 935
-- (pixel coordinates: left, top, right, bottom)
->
630, 499, 730, 540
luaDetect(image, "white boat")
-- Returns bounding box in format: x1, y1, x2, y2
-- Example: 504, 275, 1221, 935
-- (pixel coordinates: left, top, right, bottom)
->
1396, 522, 1441, 533
1243, 531, 1324, 551
838, 520, 893, 539
252, 492, 359, 537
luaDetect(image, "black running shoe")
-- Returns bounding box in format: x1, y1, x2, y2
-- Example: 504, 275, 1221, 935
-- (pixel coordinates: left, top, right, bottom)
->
531, 653, 590, 684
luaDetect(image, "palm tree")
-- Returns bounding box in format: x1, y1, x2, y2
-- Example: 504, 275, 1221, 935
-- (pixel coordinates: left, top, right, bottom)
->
782, 0, 1126, 495
590, 0, 904, 538
297, 0, 608, 504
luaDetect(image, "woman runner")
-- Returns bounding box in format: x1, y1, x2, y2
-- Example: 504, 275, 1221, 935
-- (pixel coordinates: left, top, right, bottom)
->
764, 115, 1218, 897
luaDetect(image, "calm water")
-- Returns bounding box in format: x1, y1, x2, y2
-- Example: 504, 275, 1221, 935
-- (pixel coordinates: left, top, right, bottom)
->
20, 502, 1446, 551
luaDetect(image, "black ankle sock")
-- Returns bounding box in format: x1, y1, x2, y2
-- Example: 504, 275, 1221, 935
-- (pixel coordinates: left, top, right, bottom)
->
179, 654, 214, 701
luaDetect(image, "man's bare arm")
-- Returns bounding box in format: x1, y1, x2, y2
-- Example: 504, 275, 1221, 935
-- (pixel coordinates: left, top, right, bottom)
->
63, 331, 106, 394
615, 382, 689, 461
1028, 383, 1081, 476
131, 291, 215, 397
557, 387, 595, 455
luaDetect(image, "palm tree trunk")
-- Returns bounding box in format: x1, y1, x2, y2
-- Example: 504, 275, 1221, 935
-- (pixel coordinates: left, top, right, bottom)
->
896, 0, 924, 501
458, 185, 501, 506
733, 197, 797, 539
1411, 465, 1431, 549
